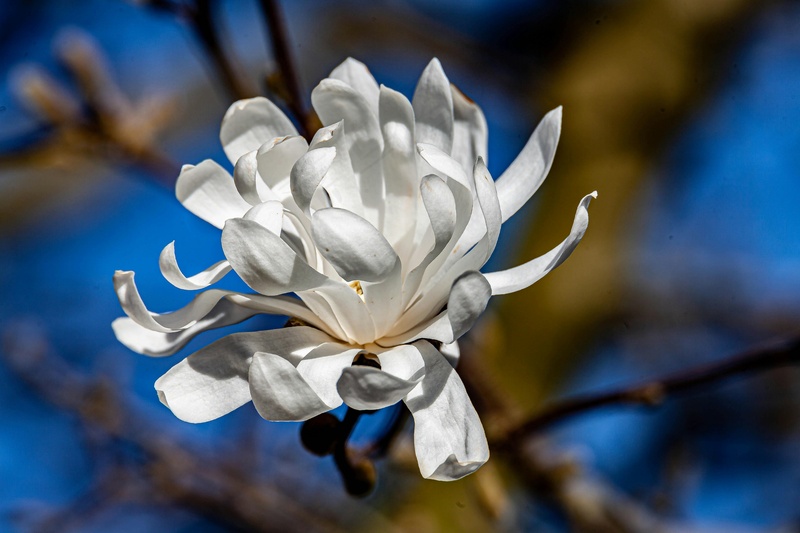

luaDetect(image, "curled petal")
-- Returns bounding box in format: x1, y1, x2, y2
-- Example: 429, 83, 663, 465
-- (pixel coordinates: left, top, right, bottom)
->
175, 160, 251, 229
495, 106, 562, 222
158, 241, 231, 290
220, 97, 298, 164
484, 192, 597, 295
311, 208, 398, 283
222, 218, 328, 295
290, 146, 336, 215
404, 341, 489, 481
413, 58, 454, 155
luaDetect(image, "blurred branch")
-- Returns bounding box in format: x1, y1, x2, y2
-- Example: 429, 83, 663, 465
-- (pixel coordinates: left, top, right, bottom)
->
492, 334, 800, 445
190, 0, 253, 100
143, 0, 253, 100
258, 0, 315, 140
1, 323, 356, 533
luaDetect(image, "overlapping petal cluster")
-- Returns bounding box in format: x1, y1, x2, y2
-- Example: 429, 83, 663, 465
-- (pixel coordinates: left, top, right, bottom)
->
113, 58, 595, 481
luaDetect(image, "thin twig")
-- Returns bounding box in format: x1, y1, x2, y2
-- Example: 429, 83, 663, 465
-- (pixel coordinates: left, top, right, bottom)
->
258, 0, 313, 139
492, 334, 800, 446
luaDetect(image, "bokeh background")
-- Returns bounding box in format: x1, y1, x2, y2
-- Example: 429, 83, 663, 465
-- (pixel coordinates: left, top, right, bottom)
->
1, 0, 799, 531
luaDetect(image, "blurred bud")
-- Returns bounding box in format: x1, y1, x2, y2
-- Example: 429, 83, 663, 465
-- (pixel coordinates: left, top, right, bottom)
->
300, 413, 340, 456
343, 453, 376, 497
10, 64, 81, 124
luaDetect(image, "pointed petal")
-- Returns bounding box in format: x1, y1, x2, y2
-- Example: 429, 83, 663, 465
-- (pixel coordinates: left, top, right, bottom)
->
220, 97, 298, 164
222, 218, 328, 295
175, 160, 251, 229
404, 341, 489, 481
451, 84, 488, 170
495, 106, 562, 222
290, 146, 336, 215
159, 241, 231, 290
329, 57, 380, 113
413, 58, 454, 154
311, 78, 382, 170
484, 192, 596, 295
311, 208, 398, 283
155, 326, 332, 423
379, 85, 418, 253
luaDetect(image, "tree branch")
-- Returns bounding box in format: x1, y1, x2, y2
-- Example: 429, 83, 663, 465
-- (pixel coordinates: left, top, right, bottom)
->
258, 0, 314, 140
492, 334, 800, 446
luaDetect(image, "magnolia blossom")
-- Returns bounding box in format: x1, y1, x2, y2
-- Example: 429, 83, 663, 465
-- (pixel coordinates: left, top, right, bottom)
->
113, 58, 595, 481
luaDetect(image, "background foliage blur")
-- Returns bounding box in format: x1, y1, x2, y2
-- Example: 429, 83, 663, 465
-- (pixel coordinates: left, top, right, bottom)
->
1, 0, 799, 531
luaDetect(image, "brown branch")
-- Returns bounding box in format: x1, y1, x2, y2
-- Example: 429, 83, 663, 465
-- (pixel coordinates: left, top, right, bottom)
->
190, 0, 252, 101
258, 0, 314, 140
492, 334, 800, 446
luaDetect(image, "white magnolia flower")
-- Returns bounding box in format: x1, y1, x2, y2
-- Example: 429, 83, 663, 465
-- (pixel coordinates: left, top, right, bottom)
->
113, 58, 595, 481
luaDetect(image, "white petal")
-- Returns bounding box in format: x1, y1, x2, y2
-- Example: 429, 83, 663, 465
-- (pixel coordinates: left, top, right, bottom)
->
311, 208, 398, 283
220, 97, 298, 164
495, 106, 562, 223
113, 285, 335, 356
337, 343, 425, 411
311, 78, 384, 227
250, 339, 358, 421
256, 135, 310, 198
329, 57, 380, 113
250, 352, 330, 421
112, 299, 252, 358
380, 271, 490, 345
158, 241, 231, 290
175, 160, 251, 229
311, 78, 382, 170
290, 146, 336, 215
439, 340, 460, 368
243, 200, 284, 235
155, 326, 332, 423
222, 218, 328, 295
309, 121, 363, 217
297, 343, 362, 407
379, 85, 418, 254
338, 367, 420, 411
233, 149, 279, 206
451, 84, 488, 171
401, 175, 456, 304
484, 192, 596, 295
305, 281, 376, 345
413, 58, 454, 154
404, 341, 489, 481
